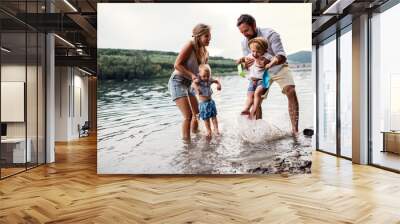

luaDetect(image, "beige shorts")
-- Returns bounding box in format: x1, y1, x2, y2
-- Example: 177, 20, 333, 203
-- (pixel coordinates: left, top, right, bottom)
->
270, 65, 295, 93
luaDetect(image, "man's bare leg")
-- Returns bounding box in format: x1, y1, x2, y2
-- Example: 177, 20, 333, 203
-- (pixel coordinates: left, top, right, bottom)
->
284, 85, 299, 134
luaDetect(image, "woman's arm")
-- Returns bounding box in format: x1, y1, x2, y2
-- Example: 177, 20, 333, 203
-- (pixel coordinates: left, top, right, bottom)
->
192, 79, 201, 95
174, 42, 198, 80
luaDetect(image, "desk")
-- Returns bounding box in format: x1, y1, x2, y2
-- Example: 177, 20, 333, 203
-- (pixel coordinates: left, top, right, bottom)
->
1, 138, 31, 163
382, 131, 400, 154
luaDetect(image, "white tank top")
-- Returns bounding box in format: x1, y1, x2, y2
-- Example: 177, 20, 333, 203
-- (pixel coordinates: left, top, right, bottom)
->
173, 50, 199, 77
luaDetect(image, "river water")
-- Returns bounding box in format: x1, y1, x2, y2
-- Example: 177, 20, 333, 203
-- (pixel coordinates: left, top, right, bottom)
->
98, 70, 313, 174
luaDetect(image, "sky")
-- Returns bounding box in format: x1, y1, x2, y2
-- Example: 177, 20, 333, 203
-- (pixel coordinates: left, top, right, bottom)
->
98, 3, 311, 59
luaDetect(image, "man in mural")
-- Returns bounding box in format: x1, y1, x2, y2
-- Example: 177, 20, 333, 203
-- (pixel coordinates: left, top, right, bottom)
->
236, 14, 299, 136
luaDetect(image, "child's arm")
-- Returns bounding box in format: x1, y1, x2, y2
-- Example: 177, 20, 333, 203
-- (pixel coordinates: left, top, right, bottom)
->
263, 54, 279, 70
211, 79, 221, 91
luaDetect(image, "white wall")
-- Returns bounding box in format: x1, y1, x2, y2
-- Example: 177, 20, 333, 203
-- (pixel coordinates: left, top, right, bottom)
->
1, 65, 41, 137
55, 67, 89, 141
55, 66, 69, 141
1, 82, 25, 122
1, 63, 46, 164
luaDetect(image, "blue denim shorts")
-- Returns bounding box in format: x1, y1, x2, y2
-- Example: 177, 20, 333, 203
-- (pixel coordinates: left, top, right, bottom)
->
199, 99, 217, 120
168, 74, 195, 101
247, 79, 264, 92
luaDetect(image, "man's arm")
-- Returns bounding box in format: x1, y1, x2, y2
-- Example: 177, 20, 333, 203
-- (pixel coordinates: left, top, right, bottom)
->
269, 32, 287, 65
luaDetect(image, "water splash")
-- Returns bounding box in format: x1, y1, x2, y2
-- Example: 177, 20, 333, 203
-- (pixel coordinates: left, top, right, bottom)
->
236, 115, 290, 143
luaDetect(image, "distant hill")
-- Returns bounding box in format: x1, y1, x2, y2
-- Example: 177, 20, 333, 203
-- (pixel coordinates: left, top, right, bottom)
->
98, 48, 311, 81
287, 51, 311, 64
98, 48, 236, 81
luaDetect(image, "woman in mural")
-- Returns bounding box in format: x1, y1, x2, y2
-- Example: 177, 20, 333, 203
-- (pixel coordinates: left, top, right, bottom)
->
168, 23, 211, 141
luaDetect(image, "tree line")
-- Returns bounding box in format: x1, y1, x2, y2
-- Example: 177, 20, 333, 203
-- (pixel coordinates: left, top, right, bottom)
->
98, 48, 236, 81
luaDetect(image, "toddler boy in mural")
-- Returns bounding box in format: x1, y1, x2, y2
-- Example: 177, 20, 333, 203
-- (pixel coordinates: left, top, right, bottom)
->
192, 64, 222, 138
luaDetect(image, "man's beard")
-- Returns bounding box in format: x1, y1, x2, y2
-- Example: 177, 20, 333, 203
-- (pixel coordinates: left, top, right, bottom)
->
246, 32, 258, 40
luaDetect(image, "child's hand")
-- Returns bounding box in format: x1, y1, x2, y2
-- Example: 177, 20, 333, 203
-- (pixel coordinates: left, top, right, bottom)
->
264, 56, 278, 70
265, 63, 273, 70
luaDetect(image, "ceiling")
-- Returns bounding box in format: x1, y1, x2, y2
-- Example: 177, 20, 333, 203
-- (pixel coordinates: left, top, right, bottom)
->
0, 0, 392, 75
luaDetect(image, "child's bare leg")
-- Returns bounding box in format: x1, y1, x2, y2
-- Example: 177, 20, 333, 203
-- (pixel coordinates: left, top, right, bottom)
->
204, 119, 212, 138
250, 87, 267, 119
211, 116, 220, 135
241, 92, 254, 115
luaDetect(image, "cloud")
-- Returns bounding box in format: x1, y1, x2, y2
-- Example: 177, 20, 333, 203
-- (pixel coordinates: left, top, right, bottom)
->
98, 3, 311, 59
208, 47, 224, 57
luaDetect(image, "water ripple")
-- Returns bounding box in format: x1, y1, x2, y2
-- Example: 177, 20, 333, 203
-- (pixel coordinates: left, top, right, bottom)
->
98, 72, 314, 174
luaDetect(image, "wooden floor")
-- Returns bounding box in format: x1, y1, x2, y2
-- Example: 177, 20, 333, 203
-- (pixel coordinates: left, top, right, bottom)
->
1, 135, 400, 224
373, 151, 400, 171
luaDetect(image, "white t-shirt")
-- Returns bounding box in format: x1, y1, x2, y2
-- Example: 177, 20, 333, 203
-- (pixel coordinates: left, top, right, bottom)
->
247, 53, 273, 80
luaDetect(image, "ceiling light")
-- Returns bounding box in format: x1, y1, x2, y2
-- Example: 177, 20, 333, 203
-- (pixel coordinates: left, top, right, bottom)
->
323, 0, 354, 15
1, 47, 11, 53
63, 0, 78, 12
54, 34, 75, 48
78, 67, 92, 76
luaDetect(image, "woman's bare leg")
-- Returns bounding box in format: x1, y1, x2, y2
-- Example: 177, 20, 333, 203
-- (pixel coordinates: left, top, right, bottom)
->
241, 92, 254, 115
175, 97, 193, 140
188, 95, 199, 133
211, 116, 220, 135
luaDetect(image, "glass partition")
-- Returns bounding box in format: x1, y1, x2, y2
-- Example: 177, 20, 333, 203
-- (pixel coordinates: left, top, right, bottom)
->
1, 30, 28, 177
27, 30, 38, 169
0, 1, 46, 179
339, 27, 352, 158
317, 35, 337, 155
370, 3, 400, 171
38, 32, 45, 165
